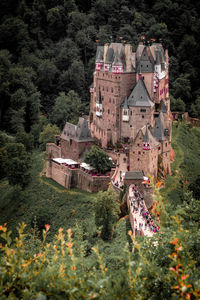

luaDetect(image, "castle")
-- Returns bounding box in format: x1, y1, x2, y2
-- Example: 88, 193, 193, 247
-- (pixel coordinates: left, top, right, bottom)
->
89, 42, 172, 179
46, 41, 172, 192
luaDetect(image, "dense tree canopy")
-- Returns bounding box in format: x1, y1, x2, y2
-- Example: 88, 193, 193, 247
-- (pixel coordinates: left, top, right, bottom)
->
94, 189, 120, 240
84, 145, 113, 173
0, 0, 199, 144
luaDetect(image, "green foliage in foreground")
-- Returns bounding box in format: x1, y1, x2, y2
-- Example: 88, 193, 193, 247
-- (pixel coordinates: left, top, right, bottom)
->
94, 189, 120, 240
0, 122, 200, 298
0, 211, 199, 299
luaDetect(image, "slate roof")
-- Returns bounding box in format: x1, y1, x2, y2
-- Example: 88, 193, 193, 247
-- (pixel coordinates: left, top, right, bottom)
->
136, 47, 154, 73
136, 43, 166, 73
105, 43, 125, 65
123, 97, 129, 109
95, 46, 104, 62
160, 100, 167, 113
105, 47, 114, 63
152, 112, 167, 141
113, 50, 123, 66
143, 125, 160, 148
61, 117, 93, 142
128, 79, 154, 107
124, 171, 144, 180
143, 125, 150, 143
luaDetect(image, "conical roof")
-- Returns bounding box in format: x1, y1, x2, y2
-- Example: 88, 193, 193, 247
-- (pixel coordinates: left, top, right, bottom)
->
153, 112, 167, 141
143, 125, 159, 148
128, 79, 154, 107
144, 125, 150, 143
123, 97, 129, 109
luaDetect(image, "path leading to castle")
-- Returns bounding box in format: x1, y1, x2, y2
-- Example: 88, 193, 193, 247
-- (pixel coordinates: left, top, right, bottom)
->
113, 152, 128, 187
128, 185, 154, 237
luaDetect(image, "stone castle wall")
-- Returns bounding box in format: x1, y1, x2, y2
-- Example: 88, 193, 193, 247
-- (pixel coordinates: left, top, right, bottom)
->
60, 139, 94, 161
46, 160, 110, 193
46, 143, 61, 159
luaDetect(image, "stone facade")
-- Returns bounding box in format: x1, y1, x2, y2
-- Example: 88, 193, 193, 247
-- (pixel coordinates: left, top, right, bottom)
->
46, 41, 172, 193
46, 160, 110, 193
89, 41, 172, 179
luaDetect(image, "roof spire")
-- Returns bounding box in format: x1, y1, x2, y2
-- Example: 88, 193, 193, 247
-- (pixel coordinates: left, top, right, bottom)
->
123, 97, 129, 109
143, 125, 151, 150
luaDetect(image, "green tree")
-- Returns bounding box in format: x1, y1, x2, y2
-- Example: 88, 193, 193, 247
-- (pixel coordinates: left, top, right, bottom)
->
94, 189, 119, 240
5, 143, 31, 188
51, 90, 81, 129
0, 147, 8, 179
175, 98, 186, 112
190, 96, 200, 118
39, 123, 60, 150
84, 145, 113, 174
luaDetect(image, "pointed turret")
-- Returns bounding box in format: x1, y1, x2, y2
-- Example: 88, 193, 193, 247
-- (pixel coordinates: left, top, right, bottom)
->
153, 112, 166, 141
122, 97, 129, 122
89, 82, 94, 94
112, 50, 123, 74
95, 46, 104, 71
104, 47, 114, 72
143, 125, 151, 150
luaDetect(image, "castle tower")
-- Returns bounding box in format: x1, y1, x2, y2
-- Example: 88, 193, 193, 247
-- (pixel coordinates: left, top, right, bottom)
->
152, 111, 171, 174
90, 43, 136, 148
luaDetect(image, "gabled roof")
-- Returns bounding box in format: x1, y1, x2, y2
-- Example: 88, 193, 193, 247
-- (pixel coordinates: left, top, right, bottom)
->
128, 79, 154, 107
136, 47, 154, 73
61, 117, 93, 142
152, 112, 167, 141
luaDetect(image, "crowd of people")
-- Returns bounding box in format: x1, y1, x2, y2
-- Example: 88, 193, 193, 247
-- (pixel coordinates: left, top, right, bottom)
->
129, 184, 160, 236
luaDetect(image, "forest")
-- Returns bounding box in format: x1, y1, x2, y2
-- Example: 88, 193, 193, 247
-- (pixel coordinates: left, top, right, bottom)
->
0, 0, 200, 144
0, 0, 200, 298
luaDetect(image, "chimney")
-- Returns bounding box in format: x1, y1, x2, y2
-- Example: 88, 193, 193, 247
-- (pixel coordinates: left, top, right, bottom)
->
104, 43, 109, 63
125, 44, 132, 72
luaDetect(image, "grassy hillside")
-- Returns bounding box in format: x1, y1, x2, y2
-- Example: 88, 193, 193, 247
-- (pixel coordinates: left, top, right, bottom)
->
0, 150, 130, 270
161, 121, 200, 207
0, 121, 200, 266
